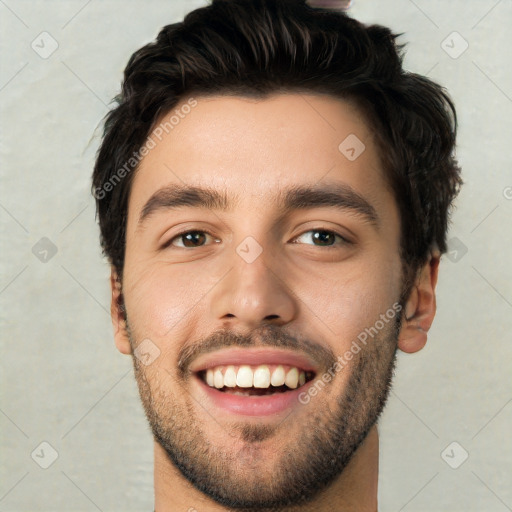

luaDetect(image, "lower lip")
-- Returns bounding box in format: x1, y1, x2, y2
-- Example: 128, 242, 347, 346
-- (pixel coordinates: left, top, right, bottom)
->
194, 375, 313, 417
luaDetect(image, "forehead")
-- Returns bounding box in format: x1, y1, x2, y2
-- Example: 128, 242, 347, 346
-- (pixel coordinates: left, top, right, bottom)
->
128, 92, 393, 222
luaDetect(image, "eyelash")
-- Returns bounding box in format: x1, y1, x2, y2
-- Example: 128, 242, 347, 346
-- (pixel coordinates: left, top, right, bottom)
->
163, 228, 352, 249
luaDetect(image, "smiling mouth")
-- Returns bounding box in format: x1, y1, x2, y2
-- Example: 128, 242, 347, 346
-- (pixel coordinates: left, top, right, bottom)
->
197, 364, 316, 396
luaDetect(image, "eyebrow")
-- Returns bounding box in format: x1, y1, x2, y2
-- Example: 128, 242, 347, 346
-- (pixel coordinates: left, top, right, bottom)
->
137, 182, 379, 229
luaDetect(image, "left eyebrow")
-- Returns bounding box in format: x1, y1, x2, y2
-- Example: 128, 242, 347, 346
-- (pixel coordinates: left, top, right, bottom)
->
137, 182, 379, 230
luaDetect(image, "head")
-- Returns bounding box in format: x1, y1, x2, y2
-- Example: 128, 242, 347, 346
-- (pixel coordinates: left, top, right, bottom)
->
92, 0, 461, 509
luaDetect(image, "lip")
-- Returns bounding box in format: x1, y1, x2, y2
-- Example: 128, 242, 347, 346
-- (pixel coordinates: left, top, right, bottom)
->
194, 373, 315, 416
188, 348, 319, 374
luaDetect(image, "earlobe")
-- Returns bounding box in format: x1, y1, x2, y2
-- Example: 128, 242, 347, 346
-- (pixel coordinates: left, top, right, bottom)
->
398, 253, 440, 354
110, 268, 132, 355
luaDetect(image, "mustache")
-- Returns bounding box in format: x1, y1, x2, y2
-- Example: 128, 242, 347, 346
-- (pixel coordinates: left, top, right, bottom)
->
177, 324, 337, 380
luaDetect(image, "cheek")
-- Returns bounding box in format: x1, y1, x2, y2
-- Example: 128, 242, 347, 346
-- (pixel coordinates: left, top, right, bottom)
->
123, 260, 218, 340
293, 254, 402, 344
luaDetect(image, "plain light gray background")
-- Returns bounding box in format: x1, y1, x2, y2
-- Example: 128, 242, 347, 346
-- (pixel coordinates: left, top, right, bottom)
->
1, 0, 511, 511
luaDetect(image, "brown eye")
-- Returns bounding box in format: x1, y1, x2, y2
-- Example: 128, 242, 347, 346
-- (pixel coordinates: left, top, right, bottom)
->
164, 230, 218, 249
292, 229, 350, 248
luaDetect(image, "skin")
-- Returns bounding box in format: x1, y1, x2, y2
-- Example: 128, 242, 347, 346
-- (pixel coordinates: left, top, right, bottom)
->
109, 93, 439, 511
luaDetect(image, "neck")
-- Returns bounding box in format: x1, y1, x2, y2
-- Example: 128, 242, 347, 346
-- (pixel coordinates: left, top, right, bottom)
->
154, 424, 379, 512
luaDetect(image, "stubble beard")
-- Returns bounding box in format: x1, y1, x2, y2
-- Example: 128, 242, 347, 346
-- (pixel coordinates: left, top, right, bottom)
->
127, 313, 400, 511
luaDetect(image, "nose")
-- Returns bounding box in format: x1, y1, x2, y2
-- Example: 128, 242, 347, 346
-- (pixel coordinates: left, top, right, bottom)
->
209, 242, 297, 330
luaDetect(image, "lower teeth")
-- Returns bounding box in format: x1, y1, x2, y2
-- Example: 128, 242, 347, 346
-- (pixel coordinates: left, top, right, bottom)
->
221, 386, 288, 396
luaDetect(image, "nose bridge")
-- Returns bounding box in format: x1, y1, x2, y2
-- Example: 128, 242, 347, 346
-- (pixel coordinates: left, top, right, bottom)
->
235, 247, 275, 309
209, 235, 297, 328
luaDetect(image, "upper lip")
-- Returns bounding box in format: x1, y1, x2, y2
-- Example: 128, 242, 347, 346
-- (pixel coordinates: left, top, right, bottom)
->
189, 348, 319, 374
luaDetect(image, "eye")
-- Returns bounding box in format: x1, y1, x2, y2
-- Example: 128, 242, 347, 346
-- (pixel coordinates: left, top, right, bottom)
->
164, 230, 220, 249
163, 228, 351, 250
291, 228, 351, 248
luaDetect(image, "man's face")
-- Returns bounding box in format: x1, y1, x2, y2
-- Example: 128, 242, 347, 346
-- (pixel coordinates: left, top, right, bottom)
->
118, 93, 405, 508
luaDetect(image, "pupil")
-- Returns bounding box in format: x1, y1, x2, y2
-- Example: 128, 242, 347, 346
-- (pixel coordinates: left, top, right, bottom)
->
184, 231, 206, 247
314, 231, 334, 246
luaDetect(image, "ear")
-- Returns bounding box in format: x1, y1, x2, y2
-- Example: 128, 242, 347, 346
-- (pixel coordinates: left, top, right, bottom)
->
398, 252, 440, 354
110, 267, 132, 355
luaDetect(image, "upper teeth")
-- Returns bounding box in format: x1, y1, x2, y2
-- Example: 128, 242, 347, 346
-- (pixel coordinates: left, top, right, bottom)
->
204, 364, 308, 390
